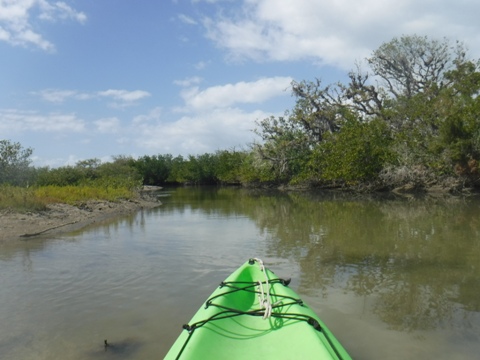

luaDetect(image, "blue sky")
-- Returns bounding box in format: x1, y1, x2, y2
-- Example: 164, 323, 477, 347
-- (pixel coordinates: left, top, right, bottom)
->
1, 0, 480, 167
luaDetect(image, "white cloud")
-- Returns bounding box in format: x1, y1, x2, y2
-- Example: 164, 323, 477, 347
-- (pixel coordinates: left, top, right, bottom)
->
34, 89, 91, 103
38, 0, 87, 24
98, 89, 151, 105
146, 77, 293, 154
194, 61, 209, 70
132, 107, 269, 155
0, 26, 10, 41
178, 13, 197, 25
0, 109, 85, 133
203, 0, 480, 68
0, 0, 86, 51
180, 76, 292, 111
35, 88, 151, 105
132, 107, 162, 124
94, 117, 120, 133
174, 76, 203, 87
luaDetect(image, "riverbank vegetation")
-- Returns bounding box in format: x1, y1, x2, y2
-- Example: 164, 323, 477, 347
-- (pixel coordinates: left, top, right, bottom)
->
2, 35, 480, 210
0, 183, 139, 212
0, 147, 141, 211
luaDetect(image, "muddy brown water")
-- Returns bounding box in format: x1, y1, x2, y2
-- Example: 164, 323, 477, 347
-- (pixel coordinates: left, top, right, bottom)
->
1, 187, 479, 359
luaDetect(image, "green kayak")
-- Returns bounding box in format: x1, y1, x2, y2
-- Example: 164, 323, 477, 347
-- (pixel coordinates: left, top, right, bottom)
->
165, 258, 352, 359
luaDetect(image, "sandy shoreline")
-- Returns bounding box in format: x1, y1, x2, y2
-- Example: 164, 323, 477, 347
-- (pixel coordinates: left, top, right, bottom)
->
0, 196, 161, 243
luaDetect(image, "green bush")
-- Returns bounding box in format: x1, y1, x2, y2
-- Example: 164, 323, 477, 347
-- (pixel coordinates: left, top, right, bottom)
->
0, 140, 35, 186
214, 150, 246, 184
312, 119, 393, 183
132, 154, 174, 185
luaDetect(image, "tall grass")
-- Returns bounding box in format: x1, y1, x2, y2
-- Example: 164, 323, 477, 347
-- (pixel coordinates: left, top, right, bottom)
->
0, 185, 47, 212
0, 184, 136, 212
34, 184, 135, 204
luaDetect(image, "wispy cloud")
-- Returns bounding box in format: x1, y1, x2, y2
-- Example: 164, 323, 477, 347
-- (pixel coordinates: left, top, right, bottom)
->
0, 0, 87, 51
178, 13, 197, 25
34, 88, 151, 106
98, 89, 151, 107
94, 117, 120, 133
34, 89, 91, 103
174, 76, 203, 87
0, 109, 85, 133
132, 107, 162, 125
194, 61, 209, 70
38, 1, 87, 23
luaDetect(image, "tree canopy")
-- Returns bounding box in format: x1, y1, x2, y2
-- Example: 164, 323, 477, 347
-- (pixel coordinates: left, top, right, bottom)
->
252, 34, 480, 189
0, 140, 33, 186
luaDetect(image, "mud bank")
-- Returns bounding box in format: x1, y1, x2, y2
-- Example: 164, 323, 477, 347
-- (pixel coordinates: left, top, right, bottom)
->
0, 197, 161, 243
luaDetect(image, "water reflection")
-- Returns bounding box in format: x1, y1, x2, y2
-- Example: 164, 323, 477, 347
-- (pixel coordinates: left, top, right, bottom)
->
236, 190, 480, 332
159, 188, 480, 332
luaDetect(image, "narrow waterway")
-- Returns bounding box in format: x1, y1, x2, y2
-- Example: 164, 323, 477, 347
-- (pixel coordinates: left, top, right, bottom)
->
1, 187, 479, 359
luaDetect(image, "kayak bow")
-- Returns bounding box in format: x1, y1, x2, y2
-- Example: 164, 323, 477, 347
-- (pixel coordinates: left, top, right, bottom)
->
165, 258, 352, 359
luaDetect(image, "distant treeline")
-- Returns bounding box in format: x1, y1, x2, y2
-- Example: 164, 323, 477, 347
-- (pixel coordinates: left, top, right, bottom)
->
37, 152, 254, 187
0, 147, 267, 188
3, 35, 480, 192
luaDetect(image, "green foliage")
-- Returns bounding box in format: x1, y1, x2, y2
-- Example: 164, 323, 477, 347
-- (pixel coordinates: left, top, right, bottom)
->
388, 91, 441, 167
35, 166, 86, 186
214, 149, 247, 184
237, 151, 277, 184
181, 153, 218, 184
95, 156, 142, 188
0, 140, 34, 186
0, 156, 140, 211
253, 114, 312, 182
164, 154, 219, 184
248, 35, 480, 187
133, 154, 174, 185
311, 119, 394, 183
386, 59, 480, 174
167, 155, 187, 183
365, 36, 480, 177
35, 157, 141, 189
435, 61, 480, 166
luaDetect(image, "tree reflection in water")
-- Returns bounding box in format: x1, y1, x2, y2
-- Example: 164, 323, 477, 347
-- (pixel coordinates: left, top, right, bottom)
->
158, 187, 480, 333
241, 190, 480, 332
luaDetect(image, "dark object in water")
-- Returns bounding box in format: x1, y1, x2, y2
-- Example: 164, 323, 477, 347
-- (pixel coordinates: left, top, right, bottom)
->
100, 338, 143, 356
85, 338, 144, 358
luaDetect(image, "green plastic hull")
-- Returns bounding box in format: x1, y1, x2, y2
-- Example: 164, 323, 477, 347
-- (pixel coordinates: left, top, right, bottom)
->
165, 259, 352, 359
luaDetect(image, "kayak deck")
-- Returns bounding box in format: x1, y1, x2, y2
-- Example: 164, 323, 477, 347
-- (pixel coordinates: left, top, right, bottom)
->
165, 259, 352, 359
